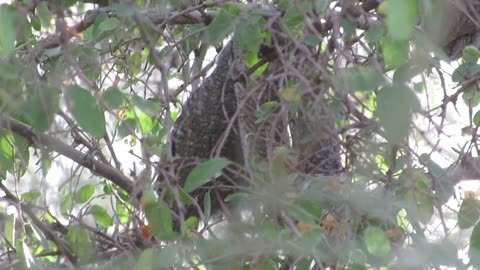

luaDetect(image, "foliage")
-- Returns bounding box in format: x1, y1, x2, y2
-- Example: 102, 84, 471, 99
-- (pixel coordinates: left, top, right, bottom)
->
0, 0, 479, 269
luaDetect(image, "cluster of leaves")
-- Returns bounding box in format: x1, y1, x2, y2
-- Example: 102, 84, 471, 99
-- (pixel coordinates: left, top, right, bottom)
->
0, 0, 479, 269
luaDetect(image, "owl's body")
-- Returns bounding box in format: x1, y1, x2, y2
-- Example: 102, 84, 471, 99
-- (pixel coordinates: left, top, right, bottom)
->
172, 42, 243, 163
170, 42, 246, 221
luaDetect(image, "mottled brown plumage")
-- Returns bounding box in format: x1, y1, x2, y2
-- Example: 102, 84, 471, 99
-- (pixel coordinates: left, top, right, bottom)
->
170, 41, 246, 223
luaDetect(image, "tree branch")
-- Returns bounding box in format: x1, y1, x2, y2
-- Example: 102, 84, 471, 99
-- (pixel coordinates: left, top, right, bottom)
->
33, 6, 216, 62
0, 116, 134, 194
0, 181, 78, 264
449, 154, 480, 183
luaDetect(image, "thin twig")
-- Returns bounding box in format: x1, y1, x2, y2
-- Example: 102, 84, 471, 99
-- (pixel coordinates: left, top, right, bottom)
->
0, 116, 134, 194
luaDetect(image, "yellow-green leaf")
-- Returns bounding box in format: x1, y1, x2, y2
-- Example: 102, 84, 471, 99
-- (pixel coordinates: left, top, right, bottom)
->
89, 205, 113, 228
74, 184, 95, 204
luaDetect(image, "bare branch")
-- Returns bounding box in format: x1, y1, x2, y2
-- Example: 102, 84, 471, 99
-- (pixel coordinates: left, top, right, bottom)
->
0, 182, 78, 264
0, 116, 134, 194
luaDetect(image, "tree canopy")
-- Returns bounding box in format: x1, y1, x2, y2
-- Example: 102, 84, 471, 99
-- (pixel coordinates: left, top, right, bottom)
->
1, 0, 480, 269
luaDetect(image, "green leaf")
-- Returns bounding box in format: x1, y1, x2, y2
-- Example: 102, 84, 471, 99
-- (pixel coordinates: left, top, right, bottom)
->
376, 85, 418, 144
393, 64, 423, 83
131, 95, 162, 116
21, 191, 41, 202
103, 183, 113, 194
314, 0, 328, 12
0, 5, 16, 56
136, 248, 154, 269
458, 196, 480, 229
336, 67, 383, 92
24, 85, 59, 132
294, 229, 325, 251
205, 10, 236, 45
74, 184, 95, 204
67, 225, 94, 263
452, 63, 480, 83
102, 86, 125, 109
30, 14, 41, 31
340, 18, 356, 38
144, 199, 176, 240
0, 135, 14, 179
255, 101, 280, 123
474, 111, 480, 126
463, 45, 480, 63
4, 214, 15, 245
126, 52, 142, 75
36, 2, 52, 29
422, 240, 458, 267
234, 22, 261, 54
65, 0, 78, 8
294, 258, 314, 270
116, 200, 129, 224
365, 24, 386, 43
419, 154, 454, 203
142, 189, 158, 205
154, 245, 180, 268
381, 39, 409, 68
364, 226, 391, 256
16, 241, 33, 270
41, 151, 52, 178
403, 188, 434, 224
118, 117, 137, 139
184, 216, 199, 231
224, 192, 249, 202
61, 194, 73, 215
98, 17, 120, 32
72, 47, 101, 82
184, 158, 230, 193
164, 186, 192, 206
469, 221, 480, 268
203, 190, 211, 222
65, 85, 106, 138
283, 5, 305, 28
258, 259, 275, 270
118, 188, 129, 201
303, 34, 321, 46
12, 134, 29, 177
413, 82, 425, 93
138, 111, 154, 135
349, 249, 367, 265
38, 46, 62, 63
89, 205, 114, 228
0, 58, 20, 80
462, 85, 480, 107
411, 28, 449, 62
245, 51, 268, 74
386, 0, 418, 41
